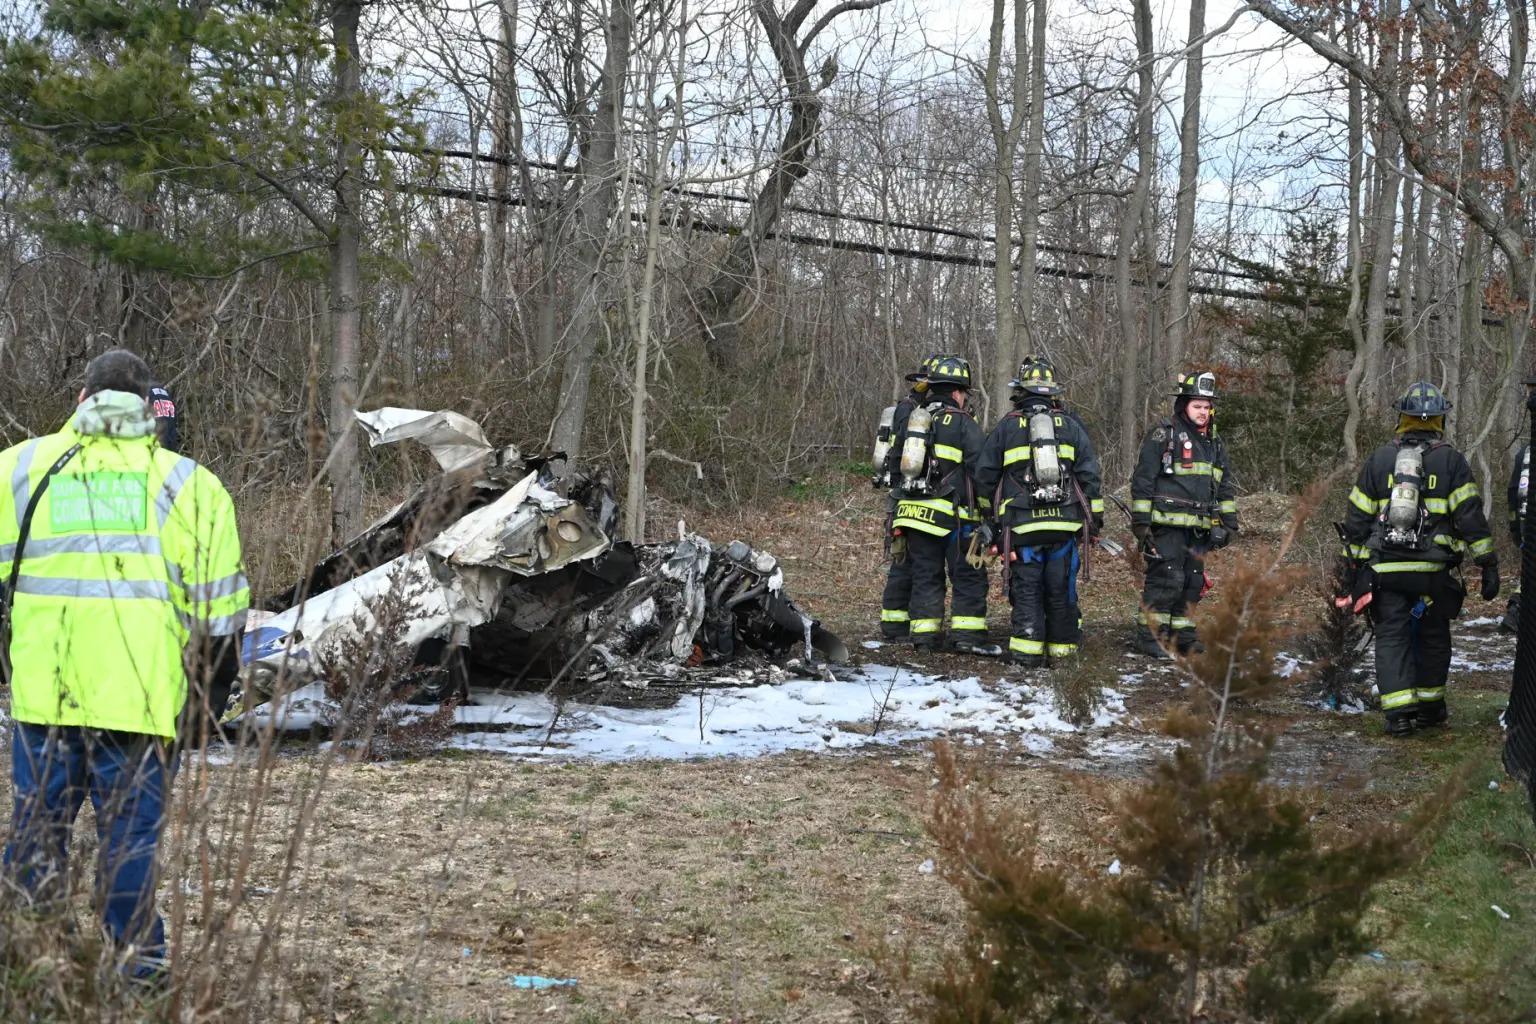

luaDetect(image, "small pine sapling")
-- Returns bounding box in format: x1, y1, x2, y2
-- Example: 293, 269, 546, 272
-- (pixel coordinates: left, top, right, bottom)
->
922, 485, 1452, 1023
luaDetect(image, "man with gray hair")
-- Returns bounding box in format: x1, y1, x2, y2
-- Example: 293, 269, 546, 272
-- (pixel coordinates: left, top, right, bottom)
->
0, 347, 247, 982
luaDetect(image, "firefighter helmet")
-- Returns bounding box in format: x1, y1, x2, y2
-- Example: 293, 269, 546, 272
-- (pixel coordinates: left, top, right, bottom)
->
1171, 370, 1218, 400
1523, 372, 1536, 387
903, 352, 949, 384
925, 354, 972, 389
1009, 355, 1064, 396
1393, 381, 1451, 418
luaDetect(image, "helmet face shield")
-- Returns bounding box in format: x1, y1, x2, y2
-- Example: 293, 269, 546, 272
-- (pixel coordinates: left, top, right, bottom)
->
1171, 370, 1219, 401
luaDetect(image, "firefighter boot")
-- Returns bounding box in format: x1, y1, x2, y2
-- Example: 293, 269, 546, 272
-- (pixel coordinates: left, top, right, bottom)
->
1005, 651, 1046, 670
1501, 593, 1520, 635
1384, 712, 1417, 738
1178, 639, 1206, 655
953, 636, 1003, 658
1416, 700, 1449, 729
1133, 630, 1171, 660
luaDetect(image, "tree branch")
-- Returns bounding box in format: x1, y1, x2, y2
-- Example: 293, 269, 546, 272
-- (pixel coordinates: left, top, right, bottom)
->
799, 0, 890, 54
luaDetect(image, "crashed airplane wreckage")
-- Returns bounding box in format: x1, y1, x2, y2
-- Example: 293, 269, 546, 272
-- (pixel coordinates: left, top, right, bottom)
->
233, 409, 847, 714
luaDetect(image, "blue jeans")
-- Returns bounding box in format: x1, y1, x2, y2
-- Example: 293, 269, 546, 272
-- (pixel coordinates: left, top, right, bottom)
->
4, 722, 174, 975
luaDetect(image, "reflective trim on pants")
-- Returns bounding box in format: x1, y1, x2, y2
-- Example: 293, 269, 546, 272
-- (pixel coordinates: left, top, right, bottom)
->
950, 615, 986, 632
1380, 689, 1418, 710
1415, 686, 1446, 702
1010, 637, 1044, 655
880, 609, 910, 623
1046, 643, 1077, 657
910, 618, 941, 634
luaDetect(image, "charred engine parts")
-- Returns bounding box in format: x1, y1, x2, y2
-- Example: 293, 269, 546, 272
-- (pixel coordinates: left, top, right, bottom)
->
232, 408, 845, 714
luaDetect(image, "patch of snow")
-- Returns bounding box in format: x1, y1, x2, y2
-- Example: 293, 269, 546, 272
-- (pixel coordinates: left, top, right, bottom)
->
862, 640, 883, 649
239, 666, 1127, 763
1450, 651, 1514, 673
1462, 616, 1501, 627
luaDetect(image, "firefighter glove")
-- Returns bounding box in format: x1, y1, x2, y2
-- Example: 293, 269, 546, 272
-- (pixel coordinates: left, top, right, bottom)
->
1131, 522, 1149, 544
1210, 524, 1234, 550
1481, 561, 1501, 601
1091, 512, 1104, 538
891, 534, 907, 564
1332, 557, 1357, 610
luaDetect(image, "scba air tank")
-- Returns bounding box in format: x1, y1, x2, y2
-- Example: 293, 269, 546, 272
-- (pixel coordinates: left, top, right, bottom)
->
1520, 449, 1530, 516
1029, 412, 1062, 488
870, 406, 896, 486
900, 405, 933, 492
1386, 444, 1425, 536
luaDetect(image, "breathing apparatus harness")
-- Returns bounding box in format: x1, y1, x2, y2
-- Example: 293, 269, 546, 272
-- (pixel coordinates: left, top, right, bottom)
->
1154, 408, 1226, 534
1372, 436, 1446, 554
983, 399, 1084, 584
1021, 403, 1068, 505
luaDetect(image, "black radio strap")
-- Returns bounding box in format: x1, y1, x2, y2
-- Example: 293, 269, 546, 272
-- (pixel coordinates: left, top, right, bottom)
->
2, 443, 84, 683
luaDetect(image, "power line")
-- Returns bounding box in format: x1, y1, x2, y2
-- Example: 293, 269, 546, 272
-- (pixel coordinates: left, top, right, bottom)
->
396, 143, 1277, 285
391, 150, 1505, 327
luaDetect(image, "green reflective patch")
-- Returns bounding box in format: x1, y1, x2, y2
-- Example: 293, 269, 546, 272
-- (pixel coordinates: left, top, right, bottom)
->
49, 473, 149, 532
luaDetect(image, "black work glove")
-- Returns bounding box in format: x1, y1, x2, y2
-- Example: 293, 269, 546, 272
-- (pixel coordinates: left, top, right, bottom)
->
1091, 512, 1105, 538
1481, 561, 1501, 601
1131, 522, 1149, 544
1210, 524, 1234, 550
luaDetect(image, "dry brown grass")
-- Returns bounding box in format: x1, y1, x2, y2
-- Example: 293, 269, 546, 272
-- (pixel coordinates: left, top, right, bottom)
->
172, 747, 1121, 1023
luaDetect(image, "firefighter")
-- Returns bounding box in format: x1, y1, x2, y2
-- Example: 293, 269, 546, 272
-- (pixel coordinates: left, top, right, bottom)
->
149, 380, 179, 453
877, 353, 947, 640
1129, 371, 1238, 658
1500, 374, 1536, 634
890, 355, 999, 656
976, 357, 1104, 667
1337, 382, 1499, 736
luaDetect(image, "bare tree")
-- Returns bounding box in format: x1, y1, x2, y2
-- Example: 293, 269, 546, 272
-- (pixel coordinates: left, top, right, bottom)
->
548, 0, 635, 463
1164, 0, 1207, 374
1116, 0, 1157, 473
981, 0, 1029, 419
691, 0, 893, 371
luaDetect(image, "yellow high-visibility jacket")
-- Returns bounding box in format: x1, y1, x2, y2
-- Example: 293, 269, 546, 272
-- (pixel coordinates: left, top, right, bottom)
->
0, 391, 248, 738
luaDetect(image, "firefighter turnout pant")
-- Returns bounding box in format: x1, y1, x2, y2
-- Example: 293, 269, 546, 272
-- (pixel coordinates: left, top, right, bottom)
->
881, 555, 914, 638
879, 494, 913, 638
1007, 537, 1080, 663
1373, 583, 1456, 724
1137, 526, 1208, 650
906, 529, 988, 646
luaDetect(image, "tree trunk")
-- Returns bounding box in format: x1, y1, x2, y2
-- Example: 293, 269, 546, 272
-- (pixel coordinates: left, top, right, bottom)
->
548, 0, 633, 463
1339, 10, 1367, 466
1360, 0, 1402, 413
328, 0, 364, 546
624, 5, 686, 544
1014, 0, 1047, 364
1165, 0, 1206, 372
481, 0, 514, 362
983, 0, 1028, 422
691, 0, 856, 370
1117, 0, 1156, 475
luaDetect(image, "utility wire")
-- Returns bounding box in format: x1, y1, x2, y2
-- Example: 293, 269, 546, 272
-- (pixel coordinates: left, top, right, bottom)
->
391, 150, 1506, 327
